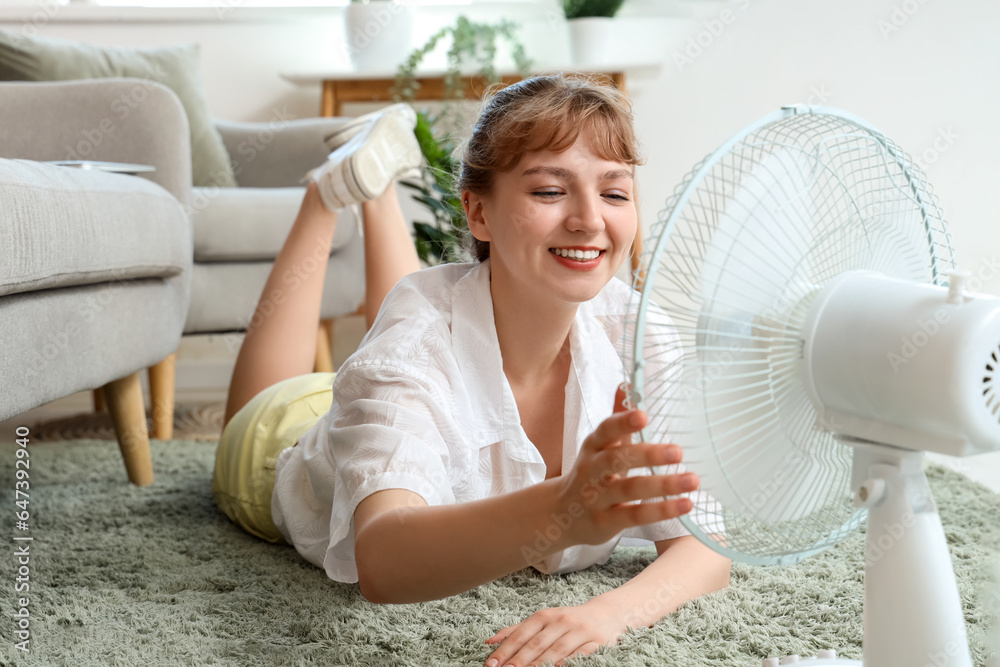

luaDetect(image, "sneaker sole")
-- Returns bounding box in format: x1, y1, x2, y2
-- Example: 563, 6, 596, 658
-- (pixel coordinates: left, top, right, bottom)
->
313, 159, 357, 211
322, 104, 417, 152
322, 119, 367, 152
347, 114, 422, 201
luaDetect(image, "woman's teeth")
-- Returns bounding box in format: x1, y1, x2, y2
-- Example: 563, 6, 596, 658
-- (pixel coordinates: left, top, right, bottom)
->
551, 248, 601, 261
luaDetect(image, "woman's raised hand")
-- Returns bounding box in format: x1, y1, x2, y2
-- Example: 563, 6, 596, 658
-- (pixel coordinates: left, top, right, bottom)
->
553, 385, 699, 547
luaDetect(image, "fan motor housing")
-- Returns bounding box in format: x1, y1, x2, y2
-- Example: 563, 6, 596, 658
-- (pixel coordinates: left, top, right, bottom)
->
801, 270, 1000, 457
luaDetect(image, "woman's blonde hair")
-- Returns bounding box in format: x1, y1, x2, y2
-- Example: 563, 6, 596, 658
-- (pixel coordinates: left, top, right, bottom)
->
456, 74, 644, 262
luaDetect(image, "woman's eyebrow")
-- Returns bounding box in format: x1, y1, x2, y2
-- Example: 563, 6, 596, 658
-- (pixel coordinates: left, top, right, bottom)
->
521, 166, 573, 179
521, 166, 634, 180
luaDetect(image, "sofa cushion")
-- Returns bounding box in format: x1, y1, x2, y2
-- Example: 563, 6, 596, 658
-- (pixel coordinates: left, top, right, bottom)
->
0, 159, 190, 298
0, 30, 236, 189
191, 186, 357, 262
185, 246, 364, 334
0, 276, 190, 422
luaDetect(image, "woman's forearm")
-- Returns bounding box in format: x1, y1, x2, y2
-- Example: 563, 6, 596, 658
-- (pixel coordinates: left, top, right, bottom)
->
355, 477, 574, 604
585, 536, 731, 629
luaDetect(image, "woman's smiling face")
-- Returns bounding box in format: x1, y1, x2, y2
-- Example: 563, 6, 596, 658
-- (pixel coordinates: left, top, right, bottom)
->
467, 133, 638, 307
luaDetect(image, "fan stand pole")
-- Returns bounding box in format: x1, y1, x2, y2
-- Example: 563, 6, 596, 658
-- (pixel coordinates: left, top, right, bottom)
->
849, 440, 974, 667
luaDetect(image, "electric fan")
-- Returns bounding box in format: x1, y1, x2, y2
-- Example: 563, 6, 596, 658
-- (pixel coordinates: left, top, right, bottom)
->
623, 104, 1000, 666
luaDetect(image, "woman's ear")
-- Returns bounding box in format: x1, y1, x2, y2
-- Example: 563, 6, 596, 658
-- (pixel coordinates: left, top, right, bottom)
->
463, 191, 492, 243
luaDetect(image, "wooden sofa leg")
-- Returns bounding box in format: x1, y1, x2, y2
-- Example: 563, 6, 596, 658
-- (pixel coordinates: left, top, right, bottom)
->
148, 353, 176, 440
93, 387, 106, 412
314, 319, 334, 373
103, 371, 154, 487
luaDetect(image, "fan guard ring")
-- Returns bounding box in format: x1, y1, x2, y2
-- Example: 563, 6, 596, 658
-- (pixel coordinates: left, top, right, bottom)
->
624, 105, 957, 565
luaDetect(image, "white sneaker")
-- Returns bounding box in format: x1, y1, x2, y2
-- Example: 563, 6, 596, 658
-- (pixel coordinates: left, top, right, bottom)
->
307, 113, 423, 212
322, 103, 417, 152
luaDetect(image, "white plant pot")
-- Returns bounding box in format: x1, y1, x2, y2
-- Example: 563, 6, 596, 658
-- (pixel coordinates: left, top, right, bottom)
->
568, 16, 616, 70
343, 1, 415, 73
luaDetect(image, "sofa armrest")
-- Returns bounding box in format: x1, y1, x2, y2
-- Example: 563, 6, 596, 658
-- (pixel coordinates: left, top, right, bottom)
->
214, 116, 354, 188
0, 78, 192, 207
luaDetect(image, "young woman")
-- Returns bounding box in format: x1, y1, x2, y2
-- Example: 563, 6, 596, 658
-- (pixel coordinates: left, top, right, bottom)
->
213, 74, 731, 667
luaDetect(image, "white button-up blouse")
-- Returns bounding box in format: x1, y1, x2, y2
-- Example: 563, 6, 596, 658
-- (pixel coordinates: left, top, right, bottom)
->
271, 259, 691, 584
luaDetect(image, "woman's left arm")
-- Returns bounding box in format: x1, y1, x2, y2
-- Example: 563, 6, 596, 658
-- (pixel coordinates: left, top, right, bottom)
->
590, 535, 731, 628
483, 536, 730, 667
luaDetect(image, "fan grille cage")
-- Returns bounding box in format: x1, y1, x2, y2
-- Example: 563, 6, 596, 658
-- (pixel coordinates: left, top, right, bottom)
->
986, 345, 1000, 425
624, 108, 956, 565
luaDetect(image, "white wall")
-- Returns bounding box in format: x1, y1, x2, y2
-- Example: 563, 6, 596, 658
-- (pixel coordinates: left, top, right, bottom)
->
3, 0, 996, 295
634, 0, 1000, 297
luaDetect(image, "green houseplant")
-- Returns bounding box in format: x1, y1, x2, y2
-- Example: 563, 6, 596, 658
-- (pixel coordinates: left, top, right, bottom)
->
563, 0, 626, 18
392, 15, 532, 265
392, 15, 531, 118
405, 111, 466, 265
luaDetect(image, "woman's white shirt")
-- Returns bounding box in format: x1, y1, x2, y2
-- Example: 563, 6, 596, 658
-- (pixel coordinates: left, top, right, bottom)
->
270, 259, 691, 584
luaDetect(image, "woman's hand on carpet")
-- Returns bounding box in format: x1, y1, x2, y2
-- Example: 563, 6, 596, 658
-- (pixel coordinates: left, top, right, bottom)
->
482, 600, 626, 667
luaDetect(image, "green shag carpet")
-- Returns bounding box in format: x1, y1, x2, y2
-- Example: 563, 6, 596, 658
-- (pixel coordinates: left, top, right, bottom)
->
1, 438, 997, 666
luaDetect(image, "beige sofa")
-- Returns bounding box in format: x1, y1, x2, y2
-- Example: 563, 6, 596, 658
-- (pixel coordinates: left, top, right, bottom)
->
0, 78, 367, 482
0, 79, 193, 485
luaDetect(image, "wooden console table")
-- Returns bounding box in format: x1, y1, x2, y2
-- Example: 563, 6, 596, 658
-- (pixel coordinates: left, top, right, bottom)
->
282, 70, 627, 118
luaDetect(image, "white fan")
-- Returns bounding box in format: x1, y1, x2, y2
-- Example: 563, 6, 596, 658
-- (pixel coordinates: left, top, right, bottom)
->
623, 104, 1000, 666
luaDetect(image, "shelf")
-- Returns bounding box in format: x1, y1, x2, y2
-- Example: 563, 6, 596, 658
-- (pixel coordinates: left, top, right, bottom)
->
281, 63, 660, 87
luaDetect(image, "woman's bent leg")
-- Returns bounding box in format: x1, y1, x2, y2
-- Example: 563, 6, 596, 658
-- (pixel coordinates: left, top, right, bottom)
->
224, 183, 337, 426
360, 181, 421, 329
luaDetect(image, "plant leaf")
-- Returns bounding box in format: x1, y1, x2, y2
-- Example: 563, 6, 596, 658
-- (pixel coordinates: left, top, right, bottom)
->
564, 0, 625, 18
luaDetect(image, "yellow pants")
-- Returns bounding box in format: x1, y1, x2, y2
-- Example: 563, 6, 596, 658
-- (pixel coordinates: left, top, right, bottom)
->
212, 372, 335, 543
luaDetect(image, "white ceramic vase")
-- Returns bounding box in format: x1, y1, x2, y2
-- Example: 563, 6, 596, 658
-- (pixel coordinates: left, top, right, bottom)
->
343, 1, 415, 72
568, 16, 616, 70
